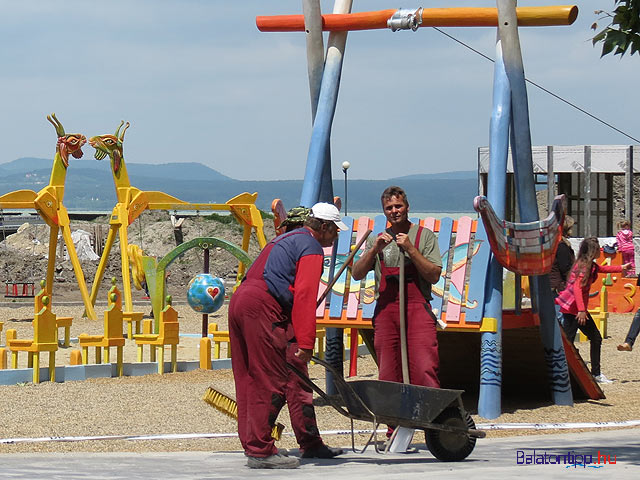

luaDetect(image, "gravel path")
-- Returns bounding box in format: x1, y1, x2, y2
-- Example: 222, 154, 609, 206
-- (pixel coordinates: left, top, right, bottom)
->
1, 305, 640, 453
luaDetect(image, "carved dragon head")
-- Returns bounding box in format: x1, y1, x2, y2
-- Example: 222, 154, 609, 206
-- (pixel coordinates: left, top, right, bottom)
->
89, 120, 130, 174
47, 113, 86, 168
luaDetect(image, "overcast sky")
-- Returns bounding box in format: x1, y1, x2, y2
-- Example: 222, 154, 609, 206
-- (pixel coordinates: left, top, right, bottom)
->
0, 0, 637, 181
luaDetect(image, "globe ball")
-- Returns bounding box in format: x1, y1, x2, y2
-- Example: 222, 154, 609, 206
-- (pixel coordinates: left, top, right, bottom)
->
187, 274, 225, 314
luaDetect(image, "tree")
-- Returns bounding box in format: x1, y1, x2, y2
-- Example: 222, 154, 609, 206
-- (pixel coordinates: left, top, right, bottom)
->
592, 0, 640, 57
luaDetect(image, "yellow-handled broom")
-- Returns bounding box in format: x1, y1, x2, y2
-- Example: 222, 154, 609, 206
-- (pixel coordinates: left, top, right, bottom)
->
202, 386, 285, 440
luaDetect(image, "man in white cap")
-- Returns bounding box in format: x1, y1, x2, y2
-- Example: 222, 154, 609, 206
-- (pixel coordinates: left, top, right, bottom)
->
228, 202, 345, 469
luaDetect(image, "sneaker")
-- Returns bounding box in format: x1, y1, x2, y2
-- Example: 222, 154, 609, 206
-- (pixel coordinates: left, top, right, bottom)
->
593, 373, 614, 384
246, 453, 300, 469
301, 444, 344, 459
617, 343, 633, 352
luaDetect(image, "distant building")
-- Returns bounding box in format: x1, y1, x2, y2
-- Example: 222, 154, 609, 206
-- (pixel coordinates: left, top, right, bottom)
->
478, 145, 639, 237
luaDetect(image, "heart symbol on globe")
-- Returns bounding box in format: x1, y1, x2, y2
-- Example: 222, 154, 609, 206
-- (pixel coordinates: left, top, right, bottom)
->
206, 286, 220, 300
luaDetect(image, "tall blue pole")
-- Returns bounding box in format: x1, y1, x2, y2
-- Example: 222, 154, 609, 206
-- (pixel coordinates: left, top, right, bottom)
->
300, 0, 353, 394
478, 39, 510, 419
496, 0, 572, 405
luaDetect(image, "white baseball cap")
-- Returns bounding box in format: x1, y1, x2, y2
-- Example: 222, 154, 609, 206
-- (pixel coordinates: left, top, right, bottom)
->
310, 202, 348, 230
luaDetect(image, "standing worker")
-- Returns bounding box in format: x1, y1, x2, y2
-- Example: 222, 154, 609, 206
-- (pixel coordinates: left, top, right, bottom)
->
229, 202, 346, 469
352, 186, 443, 421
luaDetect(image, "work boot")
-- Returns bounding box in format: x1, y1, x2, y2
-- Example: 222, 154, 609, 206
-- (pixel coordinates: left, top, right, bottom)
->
247, 453, 300, 469
301, 444, 344, 458
617, 342, 633, 352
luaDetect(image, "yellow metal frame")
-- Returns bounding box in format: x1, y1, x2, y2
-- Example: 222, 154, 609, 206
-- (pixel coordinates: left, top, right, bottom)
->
0, 114, 97, 319
87, 122, 267, 314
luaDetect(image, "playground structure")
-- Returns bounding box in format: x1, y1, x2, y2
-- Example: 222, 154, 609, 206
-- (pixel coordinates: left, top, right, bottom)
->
86, 121, 268, 318
0, 114, 97, 320
258, 2, 579, 418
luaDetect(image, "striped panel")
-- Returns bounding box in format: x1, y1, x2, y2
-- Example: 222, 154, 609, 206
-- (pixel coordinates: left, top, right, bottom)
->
316, 244, 335, 316
422, 217, 436, 231
445, 216, 473, 322
328, 216, 354, 318
465, 221, 491, 323
361, 215, 388, 319
431, 217, 454, 317
346, 216, 371, 318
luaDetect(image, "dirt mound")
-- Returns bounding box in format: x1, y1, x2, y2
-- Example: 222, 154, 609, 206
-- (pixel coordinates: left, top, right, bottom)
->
0, 210, 276, 302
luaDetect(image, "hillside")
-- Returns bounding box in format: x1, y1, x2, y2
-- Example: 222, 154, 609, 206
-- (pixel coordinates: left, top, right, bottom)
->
0, 158, 477, 212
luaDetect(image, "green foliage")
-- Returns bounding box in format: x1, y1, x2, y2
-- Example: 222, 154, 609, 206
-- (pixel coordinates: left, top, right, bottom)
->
593, 1, 640, 57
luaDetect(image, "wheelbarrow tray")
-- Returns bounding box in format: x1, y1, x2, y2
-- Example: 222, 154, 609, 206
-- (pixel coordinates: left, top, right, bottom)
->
341, 379, 465, 430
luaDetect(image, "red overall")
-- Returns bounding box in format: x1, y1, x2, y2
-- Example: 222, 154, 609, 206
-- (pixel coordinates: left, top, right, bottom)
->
229, 231, 323, 458
373, 227, 440, 389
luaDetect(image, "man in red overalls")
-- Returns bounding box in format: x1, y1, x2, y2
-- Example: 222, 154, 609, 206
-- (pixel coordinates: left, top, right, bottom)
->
352, 186, 442, 429
229, 202, 345, 469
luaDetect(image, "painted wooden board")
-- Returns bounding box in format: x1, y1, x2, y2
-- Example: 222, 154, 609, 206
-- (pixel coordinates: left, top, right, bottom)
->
445, 216, 473, 322
361, 215, 388, 320
346, 216, 371, 318
422, 217, 436, 232
328, 216, 354, 318
465, 221, 491, 323
431, 217, 453, 318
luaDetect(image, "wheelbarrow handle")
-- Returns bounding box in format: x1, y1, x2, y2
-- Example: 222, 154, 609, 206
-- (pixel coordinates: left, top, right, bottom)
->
287, 356, 377, 422
286, 358, 352, 418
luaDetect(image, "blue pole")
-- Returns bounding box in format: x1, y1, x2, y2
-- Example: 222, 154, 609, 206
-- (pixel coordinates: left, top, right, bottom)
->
496, 0, 572, 406
478, 39, 510, 420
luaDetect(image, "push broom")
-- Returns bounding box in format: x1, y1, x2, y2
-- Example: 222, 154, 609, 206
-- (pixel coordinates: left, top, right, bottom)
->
203, 229, 372, 437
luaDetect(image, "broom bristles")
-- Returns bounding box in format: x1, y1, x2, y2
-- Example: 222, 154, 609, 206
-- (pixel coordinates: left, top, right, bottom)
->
202, 386, 284, 440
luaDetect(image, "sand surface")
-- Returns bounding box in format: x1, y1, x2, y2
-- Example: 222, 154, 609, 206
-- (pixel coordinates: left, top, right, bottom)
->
1, 302, 640, 454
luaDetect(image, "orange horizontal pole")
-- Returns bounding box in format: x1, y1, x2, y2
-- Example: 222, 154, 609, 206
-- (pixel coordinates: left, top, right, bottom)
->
257, 6, 578, 32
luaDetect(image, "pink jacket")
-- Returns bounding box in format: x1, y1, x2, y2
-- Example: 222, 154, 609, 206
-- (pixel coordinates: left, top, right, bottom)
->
555, 262, 622, 315
616, 229, 634, 253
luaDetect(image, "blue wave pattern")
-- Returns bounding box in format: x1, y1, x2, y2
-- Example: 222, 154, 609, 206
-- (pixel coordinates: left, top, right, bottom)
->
480, 339, 502, 387
544, 347, 572, 393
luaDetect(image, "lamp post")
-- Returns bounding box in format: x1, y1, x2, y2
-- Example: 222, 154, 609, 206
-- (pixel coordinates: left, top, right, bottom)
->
342, 161, 350, 216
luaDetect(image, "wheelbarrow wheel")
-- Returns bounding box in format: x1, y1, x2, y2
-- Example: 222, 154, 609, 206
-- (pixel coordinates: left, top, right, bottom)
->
425, 407, 476, 462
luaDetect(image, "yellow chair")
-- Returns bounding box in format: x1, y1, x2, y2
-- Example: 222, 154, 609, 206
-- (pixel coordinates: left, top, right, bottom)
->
33, 280, 73, 348
7, 292, 58, 383
78, 281, 125, 376
207, 323, 231, 359
134, 296, 180, 374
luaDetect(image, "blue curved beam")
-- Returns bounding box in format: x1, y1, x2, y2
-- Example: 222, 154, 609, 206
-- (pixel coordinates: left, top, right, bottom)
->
479, 39, 510, 420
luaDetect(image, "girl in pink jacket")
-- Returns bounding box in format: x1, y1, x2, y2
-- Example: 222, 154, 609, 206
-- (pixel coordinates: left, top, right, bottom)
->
616, 220, 635, 276
556, 237, 631, 384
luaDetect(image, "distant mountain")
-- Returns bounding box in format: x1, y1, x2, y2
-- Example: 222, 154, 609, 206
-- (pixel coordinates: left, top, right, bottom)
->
1, 159, 477, 212
0, 157, 232, 182
390, 170, 477, 181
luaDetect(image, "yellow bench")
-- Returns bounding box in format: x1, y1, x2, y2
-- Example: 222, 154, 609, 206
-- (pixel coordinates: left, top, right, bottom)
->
134, 297, 179, 374
78, 281, 125, 376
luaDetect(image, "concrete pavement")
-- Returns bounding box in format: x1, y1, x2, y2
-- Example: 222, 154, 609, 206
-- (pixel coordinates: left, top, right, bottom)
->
0, 428, 638, 479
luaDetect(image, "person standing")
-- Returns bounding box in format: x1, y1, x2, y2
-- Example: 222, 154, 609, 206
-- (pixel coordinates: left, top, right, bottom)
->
352, 186, 442, 392
550, 216, 576, 323
555, 237, 631, 384
278, 205, 344, 461
228, 202, 345, 469
616, 219, 635, 277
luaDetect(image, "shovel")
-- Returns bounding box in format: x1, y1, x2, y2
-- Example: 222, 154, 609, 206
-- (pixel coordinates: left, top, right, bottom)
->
387, 250, 416, 453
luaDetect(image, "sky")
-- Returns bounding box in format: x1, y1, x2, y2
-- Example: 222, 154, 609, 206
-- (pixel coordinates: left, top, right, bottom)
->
0, 0, 638, 181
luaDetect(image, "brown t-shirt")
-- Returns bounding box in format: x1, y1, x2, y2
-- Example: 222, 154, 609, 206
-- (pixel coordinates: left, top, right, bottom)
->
364, 224, 442, 301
